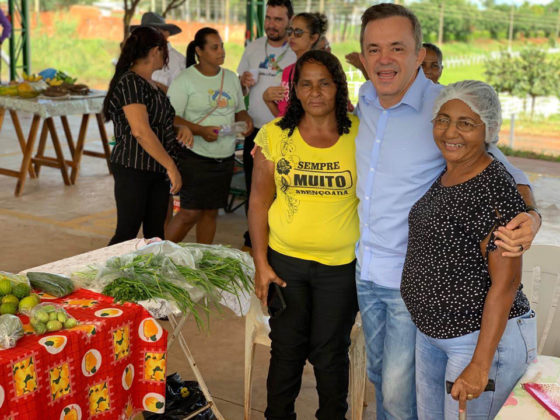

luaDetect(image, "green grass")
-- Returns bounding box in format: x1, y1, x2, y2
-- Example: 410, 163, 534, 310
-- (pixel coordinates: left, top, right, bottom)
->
498, 145, 560, 162
440, 62, 487, 85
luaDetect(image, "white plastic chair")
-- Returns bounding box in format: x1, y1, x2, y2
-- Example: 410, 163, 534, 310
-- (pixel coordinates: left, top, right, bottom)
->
521, 244, 560, 356
244, 294, 367, 420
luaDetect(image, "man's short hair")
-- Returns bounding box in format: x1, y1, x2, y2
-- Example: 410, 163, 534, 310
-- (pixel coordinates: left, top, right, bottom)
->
266, 0, 294, 19
423, 42, 443, 64
360, 3, 423, 52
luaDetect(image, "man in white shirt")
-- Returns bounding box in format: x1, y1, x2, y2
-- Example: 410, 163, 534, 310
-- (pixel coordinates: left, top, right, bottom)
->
132, 12, 185, 91
237, 0, 296, 249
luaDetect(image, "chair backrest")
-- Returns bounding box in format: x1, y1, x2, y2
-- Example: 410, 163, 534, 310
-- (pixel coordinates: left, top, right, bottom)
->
521, 245, 560, 356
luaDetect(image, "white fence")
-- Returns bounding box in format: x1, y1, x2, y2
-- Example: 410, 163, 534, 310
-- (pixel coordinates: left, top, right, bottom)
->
344, 70, 560, 117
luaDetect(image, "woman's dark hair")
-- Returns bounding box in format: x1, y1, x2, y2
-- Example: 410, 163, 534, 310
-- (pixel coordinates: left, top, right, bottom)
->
103, 26, 168, 121
278, 50, 351, 136
294, 12, 328, 48
186, 27, 219, 67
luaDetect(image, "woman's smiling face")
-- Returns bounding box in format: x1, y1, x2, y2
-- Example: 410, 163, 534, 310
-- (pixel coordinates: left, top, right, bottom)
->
433, 99, 487, 165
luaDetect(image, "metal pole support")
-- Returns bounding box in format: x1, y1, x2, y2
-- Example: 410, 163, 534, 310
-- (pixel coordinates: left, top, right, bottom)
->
509, 113, 515, 148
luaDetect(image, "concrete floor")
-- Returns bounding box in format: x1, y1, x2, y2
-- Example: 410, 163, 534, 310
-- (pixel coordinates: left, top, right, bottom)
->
1, 113, 559, 419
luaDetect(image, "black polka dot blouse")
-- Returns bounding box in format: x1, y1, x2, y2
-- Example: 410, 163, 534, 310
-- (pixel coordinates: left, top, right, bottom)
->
401, 158, 530, 339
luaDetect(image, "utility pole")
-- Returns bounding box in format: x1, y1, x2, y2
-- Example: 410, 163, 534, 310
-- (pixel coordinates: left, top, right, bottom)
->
438, 2, 444, 45
225, 0, 230, 41
556, 8, 560, 40
508, 5, 514, 52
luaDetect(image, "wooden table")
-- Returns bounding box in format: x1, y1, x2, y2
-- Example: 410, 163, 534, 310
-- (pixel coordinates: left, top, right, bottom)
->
0, 91, 111, 196
495, 355, 560, 419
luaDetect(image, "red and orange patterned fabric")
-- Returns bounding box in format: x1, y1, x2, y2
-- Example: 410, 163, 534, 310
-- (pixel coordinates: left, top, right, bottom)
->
0, 288, 167, 419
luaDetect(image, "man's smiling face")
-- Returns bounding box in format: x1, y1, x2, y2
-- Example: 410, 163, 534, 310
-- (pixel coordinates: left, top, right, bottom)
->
360, 16, 425, 108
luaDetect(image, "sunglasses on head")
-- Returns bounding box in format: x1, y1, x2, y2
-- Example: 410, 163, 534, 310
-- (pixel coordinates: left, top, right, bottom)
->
287, 27, 309, 38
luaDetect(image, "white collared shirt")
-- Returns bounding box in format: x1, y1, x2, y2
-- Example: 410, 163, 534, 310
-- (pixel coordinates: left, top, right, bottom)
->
152, 43, 185, 87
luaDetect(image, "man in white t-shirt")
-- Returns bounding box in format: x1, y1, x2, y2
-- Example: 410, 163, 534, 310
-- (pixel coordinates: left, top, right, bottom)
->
132, 12, 186, 91
237, 0, 296, 249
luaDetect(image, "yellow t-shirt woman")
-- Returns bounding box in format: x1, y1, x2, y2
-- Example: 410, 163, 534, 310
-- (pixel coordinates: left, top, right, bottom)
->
254, 114, 359, 266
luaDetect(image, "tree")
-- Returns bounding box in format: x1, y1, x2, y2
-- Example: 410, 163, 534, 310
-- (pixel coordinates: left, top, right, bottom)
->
123, 0, 142, 39
485, 47, 560, 119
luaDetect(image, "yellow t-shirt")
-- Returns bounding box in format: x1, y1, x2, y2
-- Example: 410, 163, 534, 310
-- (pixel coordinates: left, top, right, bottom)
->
254, 114, 359, 266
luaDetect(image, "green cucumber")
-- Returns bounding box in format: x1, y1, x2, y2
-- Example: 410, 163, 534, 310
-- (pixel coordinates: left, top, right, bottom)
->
26, 272, 74, 297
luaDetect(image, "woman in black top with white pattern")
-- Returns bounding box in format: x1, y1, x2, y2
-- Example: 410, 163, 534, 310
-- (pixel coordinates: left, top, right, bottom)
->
401, 81, 537, 419
103, 26, 192, 245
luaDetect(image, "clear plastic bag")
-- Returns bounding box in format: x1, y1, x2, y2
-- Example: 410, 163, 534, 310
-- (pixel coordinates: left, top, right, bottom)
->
0, 314, 24, 349
0, 271, 31, 289
29, 303, 78, 334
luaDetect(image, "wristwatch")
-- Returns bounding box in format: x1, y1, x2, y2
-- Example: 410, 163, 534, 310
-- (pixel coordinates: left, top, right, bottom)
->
526, 205, 542, 221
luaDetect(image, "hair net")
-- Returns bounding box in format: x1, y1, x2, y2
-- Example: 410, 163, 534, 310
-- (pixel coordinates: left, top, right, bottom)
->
432, 80, 502, 145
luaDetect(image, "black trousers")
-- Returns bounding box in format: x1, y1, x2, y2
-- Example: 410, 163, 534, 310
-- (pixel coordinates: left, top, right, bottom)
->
242, 128, 259, 247
108, 163, 170, 246
265, 249, 358, 420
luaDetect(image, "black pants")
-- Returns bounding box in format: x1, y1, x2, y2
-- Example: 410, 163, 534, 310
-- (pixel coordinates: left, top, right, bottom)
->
242, 128, 259, 247
108, 163, 170, 245
265, 249, 358, 420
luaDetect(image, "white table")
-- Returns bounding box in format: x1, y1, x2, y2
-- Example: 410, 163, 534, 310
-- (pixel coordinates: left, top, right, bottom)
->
0, 91, 111, 196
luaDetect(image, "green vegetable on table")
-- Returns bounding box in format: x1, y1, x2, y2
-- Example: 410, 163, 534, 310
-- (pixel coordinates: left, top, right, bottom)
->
96, 249, 253, 329
27, 272, 74, 297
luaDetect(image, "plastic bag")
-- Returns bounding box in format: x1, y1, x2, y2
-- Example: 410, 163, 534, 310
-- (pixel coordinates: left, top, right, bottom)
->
29, 303, 78, 334
143, 373, 216, 420
0, 314, 24, 349
0, 271, 31, 289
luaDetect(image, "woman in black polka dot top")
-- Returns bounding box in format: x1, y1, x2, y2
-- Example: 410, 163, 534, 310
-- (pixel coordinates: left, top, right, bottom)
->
401, 80, 537, 419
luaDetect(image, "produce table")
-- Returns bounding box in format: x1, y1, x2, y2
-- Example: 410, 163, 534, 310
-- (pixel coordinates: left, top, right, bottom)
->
495, 355, 560, 419
0, 91, 111, 196
0, 287, 167, 419
16, 239, 252, 420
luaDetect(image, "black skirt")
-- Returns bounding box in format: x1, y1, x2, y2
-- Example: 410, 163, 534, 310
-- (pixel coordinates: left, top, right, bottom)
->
176, 149, 235, 210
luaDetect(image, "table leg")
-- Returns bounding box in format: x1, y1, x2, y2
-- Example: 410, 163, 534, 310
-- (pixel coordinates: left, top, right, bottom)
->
168, 313, 225, 420
70, 114, 90, 184
60, 116, 75, 157
10, 110, 37, 179
0, 107, 5, 132
33, 121, 49, 176
15, 115, 41, 196
45, 118, 71, 186
95, 113, 112, 174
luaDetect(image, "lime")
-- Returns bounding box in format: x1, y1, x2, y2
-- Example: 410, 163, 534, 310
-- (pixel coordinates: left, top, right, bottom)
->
0, 303, 17, 315
34, 322, 47, 334
0, 279, 12, 296
2, 295, 19, 305
12, 283, 30, 299
57, 312, 67, 323
35, 310, 49, 323
29, 294, 41, 305
64, 318, 77, 328
18, 296, 38, 313
46, 320, 62, 331
49, 311, 58, 321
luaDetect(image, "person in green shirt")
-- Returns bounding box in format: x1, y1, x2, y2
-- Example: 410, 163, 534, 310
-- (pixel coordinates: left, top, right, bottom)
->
166, 27, 253, 243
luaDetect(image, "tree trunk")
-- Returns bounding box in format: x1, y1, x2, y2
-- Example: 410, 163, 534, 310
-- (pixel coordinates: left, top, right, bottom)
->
531, 95, 536, 120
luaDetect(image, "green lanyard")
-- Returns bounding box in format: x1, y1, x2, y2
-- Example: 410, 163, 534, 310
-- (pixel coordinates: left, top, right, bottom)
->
264, 40, 289, 73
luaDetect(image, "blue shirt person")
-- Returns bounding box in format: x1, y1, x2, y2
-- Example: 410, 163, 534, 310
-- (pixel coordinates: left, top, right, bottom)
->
354, 4, 541, 419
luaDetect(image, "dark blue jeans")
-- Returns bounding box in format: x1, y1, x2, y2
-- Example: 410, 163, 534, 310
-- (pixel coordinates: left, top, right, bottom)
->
265, 249, 358, 420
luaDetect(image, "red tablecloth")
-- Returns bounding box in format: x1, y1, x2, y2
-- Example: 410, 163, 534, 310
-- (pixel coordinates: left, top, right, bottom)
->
0, 288, 167, 419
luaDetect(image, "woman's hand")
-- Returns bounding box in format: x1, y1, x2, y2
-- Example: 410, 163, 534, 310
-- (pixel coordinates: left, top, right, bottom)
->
167, 163, 182, 194
240, 71, 256, 88
263, 86, 286, 103
450, 362, 489, 414
200, 125, 220, 142
254, 263, 286, 306
176, 125, 194, 148
493, 211, 540, 257
235, 111, 254, 137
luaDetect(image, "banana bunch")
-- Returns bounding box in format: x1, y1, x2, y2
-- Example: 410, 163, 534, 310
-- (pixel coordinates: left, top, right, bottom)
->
22, 72, 42, 82
45, 78, 64, 87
